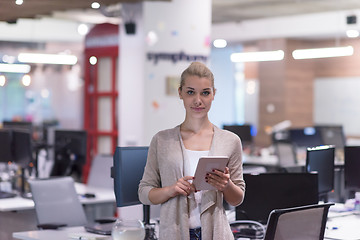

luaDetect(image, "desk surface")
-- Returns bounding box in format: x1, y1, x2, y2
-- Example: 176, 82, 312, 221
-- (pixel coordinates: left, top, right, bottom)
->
0, 183, 115, 212
13, 226, 111, 240
325, 206, 360, 240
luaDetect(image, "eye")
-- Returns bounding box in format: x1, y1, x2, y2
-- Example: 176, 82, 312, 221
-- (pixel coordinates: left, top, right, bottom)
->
201, 91, 211, 96
186, 90, 194, 95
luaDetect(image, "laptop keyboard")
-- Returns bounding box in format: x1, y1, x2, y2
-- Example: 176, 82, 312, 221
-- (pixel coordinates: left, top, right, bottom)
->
0, 191, 17, 199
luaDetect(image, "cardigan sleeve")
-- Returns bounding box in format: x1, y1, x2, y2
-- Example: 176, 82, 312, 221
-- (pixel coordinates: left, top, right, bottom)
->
138, 133, 161, 205
228, 135, 246, 192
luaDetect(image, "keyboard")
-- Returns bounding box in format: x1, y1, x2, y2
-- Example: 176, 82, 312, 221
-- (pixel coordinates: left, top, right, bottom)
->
0, 191, 17, 199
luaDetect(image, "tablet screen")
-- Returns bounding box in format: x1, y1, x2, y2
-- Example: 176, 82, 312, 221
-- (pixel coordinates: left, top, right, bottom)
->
193, 156, 228, 190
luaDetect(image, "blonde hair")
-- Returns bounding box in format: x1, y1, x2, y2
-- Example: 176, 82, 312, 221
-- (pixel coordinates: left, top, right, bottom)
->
179, 62, 215, 90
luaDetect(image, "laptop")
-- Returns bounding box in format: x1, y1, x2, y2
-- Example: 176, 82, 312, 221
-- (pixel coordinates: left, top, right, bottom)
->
84, 222, 114, 235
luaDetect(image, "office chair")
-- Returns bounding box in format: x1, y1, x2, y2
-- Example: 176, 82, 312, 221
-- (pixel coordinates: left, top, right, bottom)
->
264, 203, 334, 240
274, 142, 304, 172
87, 154, 113, 189
28, 176, 88, 229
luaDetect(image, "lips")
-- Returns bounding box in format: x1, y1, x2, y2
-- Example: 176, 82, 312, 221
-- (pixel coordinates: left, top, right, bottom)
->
192, 107, 205, 112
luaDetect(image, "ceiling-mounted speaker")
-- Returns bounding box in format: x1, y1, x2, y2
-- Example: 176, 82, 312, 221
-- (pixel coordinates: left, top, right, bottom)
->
125, 22, 136, 35
347, 15, 357, 24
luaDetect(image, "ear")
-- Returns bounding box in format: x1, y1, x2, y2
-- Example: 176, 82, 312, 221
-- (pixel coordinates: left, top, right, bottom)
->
178, 87, 183, 99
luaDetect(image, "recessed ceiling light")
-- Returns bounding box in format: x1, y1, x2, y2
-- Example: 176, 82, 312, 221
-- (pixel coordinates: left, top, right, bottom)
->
89, 56, 97, 65
15, 0, 23, 6
22, 74, 31, 87
0, 75, 6, 87
78, 24, 89, 36
346, 29, 359, 38
213, 39, 227, 48
91, 2, 100, 9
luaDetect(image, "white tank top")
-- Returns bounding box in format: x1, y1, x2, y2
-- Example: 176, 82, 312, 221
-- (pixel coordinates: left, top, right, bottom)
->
185, 149, 209, 229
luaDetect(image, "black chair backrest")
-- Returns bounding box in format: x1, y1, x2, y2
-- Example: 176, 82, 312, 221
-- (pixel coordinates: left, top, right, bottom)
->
264, 203, 334, 240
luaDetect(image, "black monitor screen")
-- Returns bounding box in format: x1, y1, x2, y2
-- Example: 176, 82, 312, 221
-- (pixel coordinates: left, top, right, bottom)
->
113, 146, 148, 207
344, 146, 360, 189
289, 127, 323, 148
316, 125, 346, 148
0, 130, 13, 163
12, 130, 33, 167
236, 173, 319, 224
50, 130, 87, 179
223, 124, 253, 144
306, 145, 335, 195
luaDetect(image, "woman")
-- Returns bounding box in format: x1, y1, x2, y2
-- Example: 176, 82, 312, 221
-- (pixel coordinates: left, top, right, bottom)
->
139, 62, 245, 240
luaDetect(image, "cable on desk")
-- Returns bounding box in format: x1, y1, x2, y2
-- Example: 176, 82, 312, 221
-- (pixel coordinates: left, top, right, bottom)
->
230, 220, 266, 239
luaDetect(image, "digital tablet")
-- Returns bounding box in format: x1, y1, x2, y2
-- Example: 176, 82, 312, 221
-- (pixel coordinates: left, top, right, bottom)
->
193, 156, 229, 191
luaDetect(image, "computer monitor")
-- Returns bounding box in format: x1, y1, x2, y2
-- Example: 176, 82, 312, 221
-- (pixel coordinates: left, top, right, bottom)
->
306, 145, 335, 199
344, 146, 360, 191
113, 146, 149, 207
289, 127, 323, 148
0, 129, 13, 163
235, 172, 319, 224
2, 121, 33, 133
223, 124, 253, 145
12, 130, 34, 167
50, 130, 87, 181
315, 125, 346, 148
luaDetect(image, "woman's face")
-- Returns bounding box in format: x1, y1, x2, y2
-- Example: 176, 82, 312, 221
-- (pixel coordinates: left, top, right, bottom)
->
178, 75, 215, 119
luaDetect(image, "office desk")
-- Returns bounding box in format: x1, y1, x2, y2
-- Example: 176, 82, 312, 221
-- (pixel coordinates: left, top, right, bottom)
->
325, 211, 360, 240
13, 226, 111, 240
0, 183, 115, 212
0, 183, 115, 240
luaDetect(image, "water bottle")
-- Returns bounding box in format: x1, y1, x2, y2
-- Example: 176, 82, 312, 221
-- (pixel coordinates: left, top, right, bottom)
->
355, 192, 360, 211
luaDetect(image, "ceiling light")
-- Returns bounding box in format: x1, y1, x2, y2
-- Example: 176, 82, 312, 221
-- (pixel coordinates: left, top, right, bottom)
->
18, 53, 78, 65
91, 2, 100, 9
292, 46, 354, 59
15, 0, 23, 5
22, 74, 31, 87
89, 56, 97, 65
213, 39, 227, 48
0, 63, 31, 73
230, 50, 284, 62
0, 75, 6, 87
78, 24, 89, 36
346, 29, 359, 38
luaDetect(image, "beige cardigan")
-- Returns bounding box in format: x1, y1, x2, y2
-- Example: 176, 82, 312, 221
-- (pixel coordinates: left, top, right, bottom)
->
138, 125, 245, 240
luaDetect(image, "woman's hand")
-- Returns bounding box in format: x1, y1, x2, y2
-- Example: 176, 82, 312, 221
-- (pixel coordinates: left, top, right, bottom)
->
169, 176, 196, 197
205, 167, 230, 192
148, 176, 196, 204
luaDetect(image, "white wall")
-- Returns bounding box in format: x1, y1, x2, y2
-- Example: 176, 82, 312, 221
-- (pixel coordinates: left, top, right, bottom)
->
118, 3, 145, 147
118, 0, 212, 146
142, 0, 212, 144
314, 77, 360, 136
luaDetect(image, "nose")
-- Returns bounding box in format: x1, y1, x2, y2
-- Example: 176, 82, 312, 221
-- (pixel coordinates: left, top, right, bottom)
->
193, 93, 202, 106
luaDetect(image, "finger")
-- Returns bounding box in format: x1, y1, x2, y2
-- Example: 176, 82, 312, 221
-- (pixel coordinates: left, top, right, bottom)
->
183, 176, 195, 181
